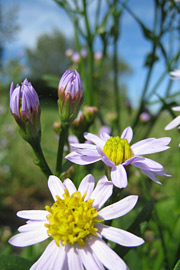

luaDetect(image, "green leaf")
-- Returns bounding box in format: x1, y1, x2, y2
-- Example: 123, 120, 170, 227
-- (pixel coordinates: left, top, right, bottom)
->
114, 200, 154, 258
173, 259, 180, 270
0, 255, 32, 270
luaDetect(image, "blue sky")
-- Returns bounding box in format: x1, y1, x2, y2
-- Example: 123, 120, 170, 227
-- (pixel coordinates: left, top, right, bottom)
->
3, 0, 180, 110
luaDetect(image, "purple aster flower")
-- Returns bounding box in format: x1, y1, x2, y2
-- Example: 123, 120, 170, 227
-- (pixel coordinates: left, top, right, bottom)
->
140, 112, 151, 123
9, 78, 41, 143
94, 51, 102, 61
71, 52, 80, 63
58, 70, 83, 123
9, 174, 144, 270
66, 126, 171, 188
65, 48, 74, 58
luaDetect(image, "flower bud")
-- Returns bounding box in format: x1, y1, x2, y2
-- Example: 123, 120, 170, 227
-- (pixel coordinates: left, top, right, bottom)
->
83, 106, 98, 124
58, 69, 83, 123
10, 78, 41, 144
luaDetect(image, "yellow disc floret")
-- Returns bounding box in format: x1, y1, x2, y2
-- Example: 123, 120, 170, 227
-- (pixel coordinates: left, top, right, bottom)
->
45, 189, 102, 247
103, 136, 133, 165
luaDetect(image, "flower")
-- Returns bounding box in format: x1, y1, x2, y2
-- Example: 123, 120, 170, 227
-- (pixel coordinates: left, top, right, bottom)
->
66, 126, 171, 188
80, 48, 87, 59
65, 49, 74, 58
140, 112, 151, 123
9, 175, 144, 270
94, 51, 102, 61
58, 69, 83, 123
9, 78, 41, 144
170, 69, 180, 79
71, 52, 80, 63
165, 106, 180, 131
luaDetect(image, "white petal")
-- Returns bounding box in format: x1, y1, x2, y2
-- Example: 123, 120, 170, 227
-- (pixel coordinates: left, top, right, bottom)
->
17, 210, 49, 221
18, 221, 46, 232
98, 195, 138, 220
48, 175, 65, 200
78, 245, 104, 270
9, 229, 48, 247
63, 178, 77, 195
78, 174, 95, 200
91, 176, 113, 210
96, 224, 144, 247
131, 137, 171, 155
66, 151, 102, 165
67, 245, 84, 270
30, 240, 66, 270
121, 126, 133, 143
111, 165, 128, 188
165, 115, 180, 130
84, 132, 105, 148
172, 106, 180, 111
88, 235, 127, 270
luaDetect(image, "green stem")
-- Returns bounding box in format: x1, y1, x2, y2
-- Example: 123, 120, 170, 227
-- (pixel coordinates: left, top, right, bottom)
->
32, 141, 52, 179
113, 0, 120, 133
83, 0, 94, 106
56, 122, 70, 177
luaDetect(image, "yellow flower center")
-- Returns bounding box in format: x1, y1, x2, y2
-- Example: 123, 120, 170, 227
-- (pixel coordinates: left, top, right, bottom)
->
45, 189, 102, 247
103, 136, 133, 165
19, 97, 22, 115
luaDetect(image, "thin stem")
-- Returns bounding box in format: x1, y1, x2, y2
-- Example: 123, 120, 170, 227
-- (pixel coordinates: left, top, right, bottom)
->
113, 0, 121, 133
83, 0, 94, 105
32, 141, 52, 179
56, 122, 70, 177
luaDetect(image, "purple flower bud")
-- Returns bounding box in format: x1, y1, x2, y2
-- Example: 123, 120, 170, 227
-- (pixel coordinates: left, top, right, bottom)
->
80, 48, 87, 59
10, 79, 41, 144
58, 70, 83, 123
140, 112, 151, 123
10, 78, 39, 118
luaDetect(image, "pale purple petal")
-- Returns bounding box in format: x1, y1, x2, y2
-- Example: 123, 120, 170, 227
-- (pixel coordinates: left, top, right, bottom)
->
131, 157, 164, 171
8, 229, 48, 247
131, 137, 171, 155
48, 175, 65, 200
97, 147, 114, 167
121, 126, 133, 143
111, 165, 128, 188
91, 176, 113, 210
63, 178, 77, 195
96, 224, 144, 247
67, 246, 84, 270
84, 132, 105, 148
49, 244, 67, 270
17, 210, 49, 221
98, 195, 138, 220
78, 174, 95, 200
70, 143, 96, 149
172, 106, 180, 111
18, 221, 46, 232
78, 244, 104, 270
88, 236, 127, 270
66, 151, 102, 165
165, 115, 180, 130
141, 169, 162, 184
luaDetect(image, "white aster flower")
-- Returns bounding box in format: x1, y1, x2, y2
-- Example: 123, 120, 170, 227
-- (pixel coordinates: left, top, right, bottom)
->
9, 174, 144, 270
66, 126, 171, 188
170, 69, 180, 79
165, 106, 180, 131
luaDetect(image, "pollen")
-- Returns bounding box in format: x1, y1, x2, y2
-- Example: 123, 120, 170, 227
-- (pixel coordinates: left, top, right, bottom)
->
103, 136, 133, 165
45, 189, 102, 247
